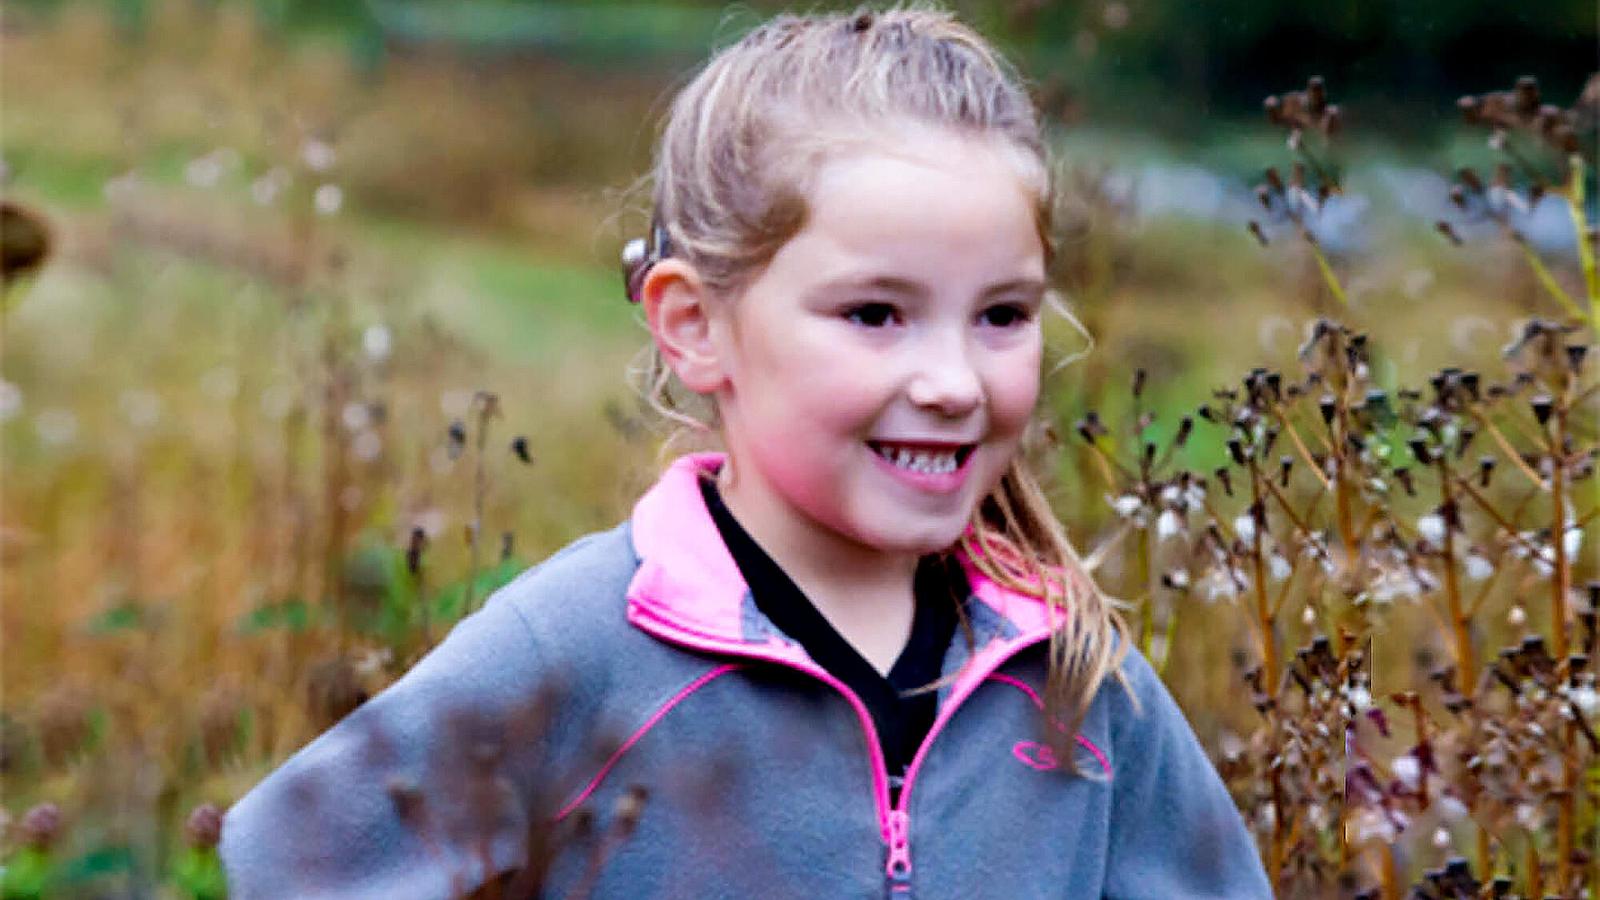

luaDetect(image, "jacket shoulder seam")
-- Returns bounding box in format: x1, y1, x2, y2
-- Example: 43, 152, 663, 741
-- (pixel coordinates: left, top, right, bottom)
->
553, 662, 743, 821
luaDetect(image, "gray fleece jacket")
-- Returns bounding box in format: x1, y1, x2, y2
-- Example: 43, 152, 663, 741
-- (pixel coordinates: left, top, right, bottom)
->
220, 452, 1273, 899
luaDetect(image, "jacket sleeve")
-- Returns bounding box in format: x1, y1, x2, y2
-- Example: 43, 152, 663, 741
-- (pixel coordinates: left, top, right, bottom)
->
220, 590, 571, 900
1100, 648, 1273, 899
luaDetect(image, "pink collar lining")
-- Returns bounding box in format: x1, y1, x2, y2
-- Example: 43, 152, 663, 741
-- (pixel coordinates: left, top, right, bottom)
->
623, 452, 1055, 648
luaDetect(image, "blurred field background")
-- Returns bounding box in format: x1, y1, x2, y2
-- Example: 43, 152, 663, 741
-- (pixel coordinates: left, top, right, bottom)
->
2, 0, 1597, 896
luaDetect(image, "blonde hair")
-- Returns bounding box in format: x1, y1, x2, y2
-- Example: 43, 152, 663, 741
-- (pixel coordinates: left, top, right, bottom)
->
632, 3, 1132, 773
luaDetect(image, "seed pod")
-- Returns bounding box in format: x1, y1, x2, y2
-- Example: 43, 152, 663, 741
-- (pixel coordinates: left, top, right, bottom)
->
1227, 439, 1247, 466
1455, 427, 1476, 459
1478, 455, 1496, 487
511, 435, 532, 464
1288, 666, 1312, 695
1513, 75, 1539, 114
1566, 344, 1588, 375
1490, 663, 1521, 694
307, 655, 368, 730
1362, 398, 1397, 432
1321, 104, 1342, 136
569, 807, 596, 841
1530, 394, 1553, 425
1173, 416, 1193, 448
1215, 467, 1234, 497
387, 777, 426, 824
1319, 395, 1337, 424
447, 420, 467, 460
1441, 856, 1475, 891
1410, 437, 1433, 465
1429, 371, 1450, 401
1394, 467, 1416, 496
1436, 221, 1463, 246
406, 527, 426, 577
1440, 498, 1461, 530
1131, 368, 1147, 399
1261, 427, 1280, 457
613, 785, 651, 840
1249, 499, 1267, 529
1279, 455, 1293, 488
1521, 637, 1555, 680
186, 804, 224, 849
1530, 453, 1554, 482
20, 803, 63, 850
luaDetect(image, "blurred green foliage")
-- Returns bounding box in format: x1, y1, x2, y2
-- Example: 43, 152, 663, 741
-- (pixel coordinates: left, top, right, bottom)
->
999, 0, 1595, 130
9, 0, 1593, 135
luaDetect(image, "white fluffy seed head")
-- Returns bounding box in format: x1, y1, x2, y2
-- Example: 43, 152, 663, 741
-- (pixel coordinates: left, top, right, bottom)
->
1417, 513, 1446, 545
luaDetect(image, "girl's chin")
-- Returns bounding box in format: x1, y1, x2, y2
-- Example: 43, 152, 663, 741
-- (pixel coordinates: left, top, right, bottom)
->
851, 513, 971, 557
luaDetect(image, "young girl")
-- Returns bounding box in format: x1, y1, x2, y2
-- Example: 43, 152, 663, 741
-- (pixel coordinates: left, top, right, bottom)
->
222, 7, 1272, 898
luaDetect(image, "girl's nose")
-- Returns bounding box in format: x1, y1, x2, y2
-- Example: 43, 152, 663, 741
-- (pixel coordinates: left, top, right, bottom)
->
905, 340, 984, 418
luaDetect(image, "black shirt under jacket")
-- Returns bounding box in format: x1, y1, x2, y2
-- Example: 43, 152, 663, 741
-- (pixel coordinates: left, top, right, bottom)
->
697, 476, 965, 801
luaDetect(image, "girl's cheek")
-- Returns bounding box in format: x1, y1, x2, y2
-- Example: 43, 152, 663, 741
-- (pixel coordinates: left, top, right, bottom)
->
1001, 349, 1044, 412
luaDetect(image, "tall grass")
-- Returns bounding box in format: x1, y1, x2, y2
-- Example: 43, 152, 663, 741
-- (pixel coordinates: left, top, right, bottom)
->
2, 5, 1595, 896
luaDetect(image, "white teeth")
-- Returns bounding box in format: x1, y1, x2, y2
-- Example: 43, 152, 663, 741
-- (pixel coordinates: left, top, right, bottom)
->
875, 444, 960, 475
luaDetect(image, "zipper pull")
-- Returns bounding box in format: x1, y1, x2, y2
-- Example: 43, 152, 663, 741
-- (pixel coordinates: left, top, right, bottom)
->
884, 810, 912, 884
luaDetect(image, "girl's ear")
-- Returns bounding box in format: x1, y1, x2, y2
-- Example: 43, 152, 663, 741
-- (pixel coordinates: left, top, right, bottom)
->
641, 259, 730, 395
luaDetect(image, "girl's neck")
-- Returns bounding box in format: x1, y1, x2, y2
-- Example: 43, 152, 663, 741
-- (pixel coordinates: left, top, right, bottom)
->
715, 464, 919, 675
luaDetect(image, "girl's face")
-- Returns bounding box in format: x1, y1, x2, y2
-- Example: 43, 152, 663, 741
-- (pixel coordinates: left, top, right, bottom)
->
710, 129, 1047, 562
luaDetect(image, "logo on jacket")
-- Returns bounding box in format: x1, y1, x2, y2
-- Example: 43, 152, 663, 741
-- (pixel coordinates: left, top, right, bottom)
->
1011, 740, 1060, 772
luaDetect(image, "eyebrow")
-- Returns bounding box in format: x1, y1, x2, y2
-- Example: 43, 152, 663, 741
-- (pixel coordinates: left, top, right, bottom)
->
811, 275, 1048, 300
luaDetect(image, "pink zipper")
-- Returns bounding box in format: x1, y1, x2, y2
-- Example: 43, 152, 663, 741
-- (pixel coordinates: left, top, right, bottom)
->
628, 598, 1050, 894
885, 809, 912, 884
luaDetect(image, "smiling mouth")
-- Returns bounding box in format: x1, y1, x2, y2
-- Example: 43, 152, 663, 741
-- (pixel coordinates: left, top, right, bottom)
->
865, 440, 977, 475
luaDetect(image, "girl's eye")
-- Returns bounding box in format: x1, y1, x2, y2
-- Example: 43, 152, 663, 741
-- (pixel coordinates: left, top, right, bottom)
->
980, 303, 1033, 328
843, 303, 899, 328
